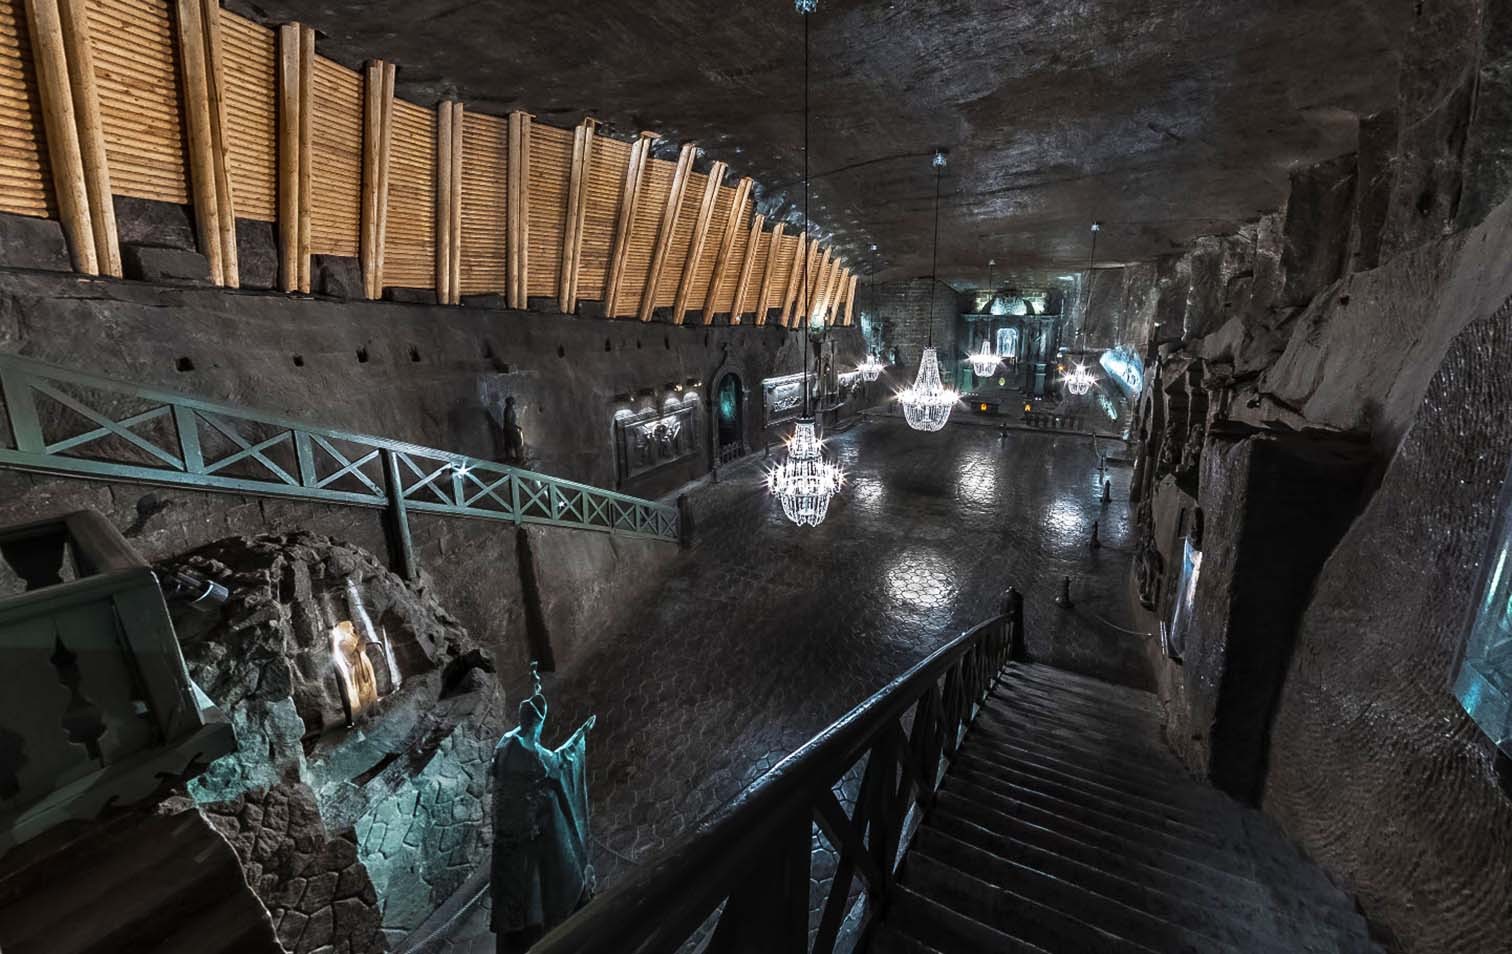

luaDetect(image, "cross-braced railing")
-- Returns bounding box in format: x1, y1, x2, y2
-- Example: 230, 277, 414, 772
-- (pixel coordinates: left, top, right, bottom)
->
532, 587, 1025, 954
0, 354, 680, 549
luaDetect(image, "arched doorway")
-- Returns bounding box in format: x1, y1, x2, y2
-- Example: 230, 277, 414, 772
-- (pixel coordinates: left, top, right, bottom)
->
716, 372, 744, 463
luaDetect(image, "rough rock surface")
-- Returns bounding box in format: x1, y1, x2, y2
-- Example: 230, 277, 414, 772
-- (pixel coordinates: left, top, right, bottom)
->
1262, 292, 1512, 953
0, 211, 69, 272
121, 243, 213, 285
162, 532, 509, 946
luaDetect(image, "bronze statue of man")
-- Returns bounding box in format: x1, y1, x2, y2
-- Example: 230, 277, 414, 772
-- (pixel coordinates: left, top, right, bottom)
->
491, 666, 596, 951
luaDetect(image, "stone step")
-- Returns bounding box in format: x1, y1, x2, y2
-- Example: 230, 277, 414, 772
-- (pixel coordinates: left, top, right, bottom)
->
999, 669, 1164, 721
970, 716, 1191, 786
912, 825, 1297, 954
930, 786, 1369, 938
1003, 663, 1163, 712
986, 689, 1165, 739
868, 923, 946, 954
953, 739, 1219, 826
901, 850, 1160, 953
885, 883, 1051, 954
976, 700, 1182, 765
961, 729, 1216, 808
944, 764, 1246, 865
934, 783, 1264, 897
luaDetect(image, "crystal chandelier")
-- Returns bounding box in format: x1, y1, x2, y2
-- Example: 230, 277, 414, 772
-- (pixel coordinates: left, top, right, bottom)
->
857, 352, 885, 381
899, 347, 957, 431
1065, 361, 1097, 396
967, 339, 1001, 377
769, 0, 842, 527
900, 150, 959, 432
768, 419, 844, 526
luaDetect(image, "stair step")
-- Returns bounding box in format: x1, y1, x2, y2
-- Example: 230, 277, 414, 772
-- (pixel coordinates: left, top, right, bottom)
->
944, 765, 1245, 863
950, 752, 1240, 848
970, 718, 1191, 787
999, 671, 1164, 721
962, 733, 1217, 815
934, 783, 1260, 894
976, 700, 1181, 764
912, 826, 1293, 954
902, 850, 1159, 953
953, 741, 1218, 826
929, 789, 1369, 938
886, 883, 1051, 954
868, 924, 946, 954
1003, 664, 1162, 711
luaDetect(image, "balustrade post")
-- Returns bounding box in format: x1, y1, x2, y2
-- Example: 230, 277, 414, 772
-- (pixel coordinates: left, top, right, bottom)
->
382, 449, 417, 581
1004, 586, 1026, 662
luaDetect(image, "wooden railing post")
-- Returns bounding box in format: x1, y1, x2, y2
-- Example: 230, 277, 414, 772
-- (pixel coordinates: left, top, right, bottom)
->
1004, 585, 1026, 661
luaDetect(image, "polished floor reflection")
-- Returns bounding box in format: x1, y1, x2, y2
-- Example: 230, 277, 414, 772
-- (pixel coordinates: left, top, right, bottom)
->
425, 419, 1140, 951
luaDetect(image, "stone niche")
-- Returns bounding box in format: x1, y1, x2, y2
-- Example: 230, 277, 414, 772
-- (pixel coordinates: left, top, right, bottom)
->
166, 532, 507, 951
1170, 429, 1372, 802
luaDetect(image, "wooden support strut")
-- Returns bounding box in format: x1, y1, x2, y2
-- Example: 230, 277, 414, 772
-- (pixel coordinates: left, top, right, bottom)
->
639, 142, 695, 322
506, 110, 532, 310
603, 132, 654, 317
276, 22, 313, 293
58, 0, 118, 276
176, 0, 224, 285
449, 102, 462, 305
700, 176, 751, 323
819, 261, 845, 327
840, 272, 858, 326
672, 159, 725, 324
436, 100, 453, 303
809, 247, 834, 326
729, 212, 763, 323
559, 118, 597, 313
24, 0, 96, 274
754, 222, 784, 326
778, 235, 807, 327
360, 60, 395, 300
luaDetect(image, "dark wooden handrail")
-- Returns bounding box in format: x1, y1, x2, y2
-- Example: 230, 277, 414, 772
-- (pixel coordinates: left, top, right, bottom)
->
532, 586, 1026, 954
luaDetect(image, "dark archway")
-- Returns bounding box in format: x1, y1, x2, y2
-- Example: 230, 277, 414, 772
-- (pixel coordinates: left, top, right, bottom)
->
715, 372, 744, 463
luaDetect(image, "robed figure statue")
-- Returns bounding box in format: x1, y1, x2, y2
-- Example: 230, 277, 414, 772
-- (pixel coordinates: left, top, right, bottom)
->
491, 665, 597, 951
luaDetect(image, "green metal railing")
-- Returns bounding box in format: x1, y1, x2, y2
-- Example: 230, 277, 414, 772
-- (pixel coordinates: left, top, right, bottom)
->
0, 354, 680, 555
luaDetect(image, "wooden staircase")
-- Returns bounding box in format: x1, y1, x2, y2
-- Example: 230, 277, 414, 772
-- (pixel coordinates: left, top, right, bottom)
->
870, 662, 1381, 954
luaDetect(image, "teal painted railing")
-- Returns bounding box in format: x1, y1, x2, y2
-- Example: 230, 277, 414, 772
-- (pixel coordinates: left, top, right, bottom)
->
0, 354, 680, 552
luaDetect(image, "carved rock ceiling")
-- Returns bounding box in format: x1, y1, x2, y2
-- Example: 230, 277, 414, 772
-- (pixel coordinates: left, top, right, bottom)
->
234, 0, 1400, 284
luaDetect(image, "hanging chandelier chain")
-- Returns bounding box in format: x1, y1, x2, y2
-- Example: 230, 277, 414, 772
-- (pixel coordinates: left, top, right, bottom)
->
1080, 222, 1098, 347
801, 8, 810, 415
926, 159, 942, 348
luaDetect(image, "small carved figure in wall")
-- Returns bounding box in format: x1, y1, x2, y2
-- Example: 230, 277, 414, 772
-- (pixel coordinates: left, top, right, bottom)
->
492, 663, 597, 951
502, 397, 526, 464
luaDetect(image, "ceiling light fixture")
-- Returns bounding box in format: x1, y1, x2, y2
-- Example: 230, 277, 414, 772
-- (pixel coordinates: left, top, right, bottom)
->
898, 150, 959, 432
768, 0, 842, 526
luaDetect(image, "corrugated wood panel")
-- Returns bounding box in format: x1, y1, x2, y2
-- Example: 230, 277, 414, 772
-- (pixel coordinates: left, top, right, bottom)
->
654, 169, 703, 307
217, 10, 274, 221
712, 195, 753, 312
616, 155, 671, 314
308, 56, 361, 256
526, 121, 571, 298
766, 232, 797, 312
689, 184, 733, 310
740, 229, 770, 318
0, 0, 52, 217
577, 133, 627, 301
383, 98, 434, 288
88, 0, 188, 203
459, 111, 506, 295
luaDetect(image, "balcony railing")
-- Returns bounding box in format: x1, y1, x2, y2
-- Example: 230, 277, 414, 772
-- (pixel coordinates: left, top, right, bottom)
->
0, 510, 236, 856
0, 354, 681, 557
531, 587, 1024, 954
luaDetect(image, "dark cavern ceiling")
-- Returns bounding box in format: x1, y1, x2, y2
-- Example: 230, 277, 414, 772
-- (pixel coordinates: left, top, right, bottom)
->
228, 0, 1401, 284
